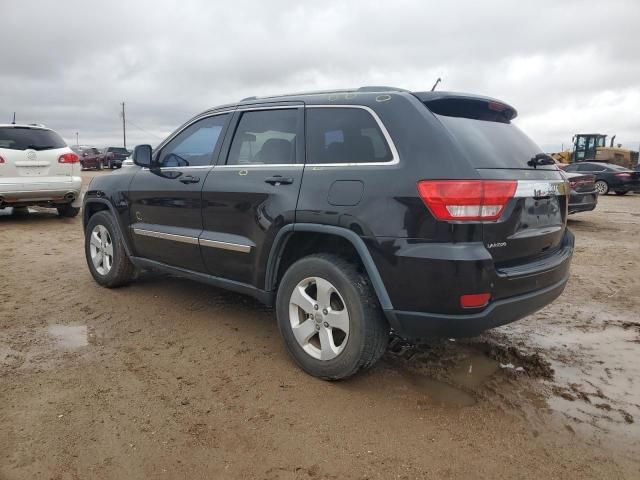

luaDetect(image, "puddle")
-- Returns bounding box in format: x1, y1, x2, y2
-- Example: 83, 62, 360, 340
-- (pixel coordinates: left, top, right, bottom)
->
47, 325, 90, 349
379, 344, 503, 408
398, 367, 477, 407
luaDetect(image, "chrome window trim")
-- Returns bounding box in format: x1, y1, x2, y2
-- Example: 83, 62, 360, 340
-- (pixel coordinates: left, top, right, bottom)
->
133, 228, 252, 253
151, 109, 236, 160
133, 228, 199, 245
236, 105, 303, 112
304, 105, 400, 167
199, 238, 252, 253
215, 164, 304, 169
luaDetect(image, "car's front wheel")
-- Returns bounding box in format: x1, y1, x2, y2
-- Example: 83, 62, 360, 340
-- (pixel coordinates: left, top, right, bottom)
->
85, 211, 136, 287
276, 253, 389, 380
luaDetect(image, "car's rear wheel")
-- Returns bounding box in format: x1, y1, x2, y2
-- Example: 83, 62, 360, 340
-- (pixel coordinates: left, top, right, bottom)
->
57, 204, 80, 218
85, 211, 136, 287
276, 253, 389, 380
595, 180, 609, 195
614, 191, 628, 195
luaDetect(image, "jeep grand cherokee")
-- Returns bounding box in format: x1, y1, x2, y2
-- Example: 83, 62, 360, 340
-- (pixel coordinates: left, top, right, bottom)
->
82, 87, 573, 379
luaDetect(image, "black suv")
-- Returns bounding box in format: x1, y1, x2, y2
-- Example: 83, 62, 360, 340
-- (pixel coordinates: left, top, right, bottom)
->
82, 87, 574, 379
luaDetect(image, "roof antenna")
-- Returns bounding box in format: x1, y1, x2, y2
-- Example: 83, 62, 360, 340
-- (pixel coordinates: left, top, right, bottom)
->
431, 78, 442, 91
11, 112, 16, 124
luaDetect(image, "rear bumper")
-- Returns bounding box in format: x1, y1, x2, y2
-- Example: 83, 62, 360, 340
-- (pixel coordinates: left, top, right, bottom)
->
385, 271, 569, 339
0, 177, 82, 205
370, 229, 574, 339
568, 191, 597, 214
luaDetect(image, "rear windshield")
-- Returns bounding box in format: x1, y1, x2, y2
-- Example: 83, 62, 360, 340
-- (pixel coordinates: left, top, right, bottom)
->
107, 147, 128, 154
0, 127, 67, 151
433, 113, 550, 170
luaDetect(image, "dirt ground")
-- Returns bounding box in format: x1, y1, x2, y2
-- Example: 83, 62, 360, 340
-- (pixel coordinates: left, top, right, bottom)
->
1, 170, 639, 479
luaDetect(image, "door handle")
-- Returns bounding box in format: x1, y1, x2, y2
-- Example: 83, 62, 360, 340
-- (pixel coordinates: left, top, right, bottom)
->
179, 175, 200, 184
264, 176, 294, 186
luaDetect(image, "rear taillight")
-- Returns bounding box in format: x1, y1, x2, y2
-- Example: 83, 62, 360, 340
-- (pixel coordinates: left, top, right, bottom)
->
0, 155, 5, 164
58, 152, 79, 164
417, 180, 517, 221
569, 180, 577, 188
614, 173, 631, 178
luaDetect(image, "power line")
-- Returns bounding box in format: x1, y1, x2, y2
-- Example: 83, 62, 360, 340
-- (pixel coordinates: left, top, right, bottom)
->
125, 119, 163, 140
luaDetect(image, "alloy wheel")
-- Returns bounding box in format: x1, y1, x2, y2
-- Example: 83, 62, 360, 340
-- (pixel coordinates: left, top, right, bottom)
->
89, 225, 113, 275
288, 276, 350, 361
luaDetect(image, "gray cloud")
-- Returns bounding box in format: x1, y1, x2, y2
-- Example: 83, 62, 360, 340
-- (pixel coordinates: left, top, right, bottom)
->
1, 0, 639, 151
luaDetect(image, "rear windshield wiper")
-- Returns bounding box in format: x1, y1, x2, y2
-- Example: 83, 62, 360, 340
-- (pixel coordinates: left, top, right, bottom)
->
528, 153, 555, 168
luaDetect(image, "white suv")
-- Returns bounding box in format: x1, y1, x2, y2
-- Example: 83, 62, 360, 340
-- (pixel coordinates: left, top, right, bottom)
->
0, 124, 82, 217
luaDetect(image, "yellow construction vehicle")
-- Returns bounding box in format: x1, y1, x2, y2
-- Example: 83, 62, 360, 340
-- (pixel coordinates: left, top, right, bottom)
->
550, 133, 639, 168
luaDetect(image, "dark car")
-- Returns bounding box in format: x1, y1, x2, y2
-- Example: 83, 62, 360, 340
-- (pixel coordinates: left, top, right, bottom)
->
564, 161, 640, 195
82, 87, 574, 380
564, 172, 598, 214
100, 147, 128, 169
71, 146, 103, 170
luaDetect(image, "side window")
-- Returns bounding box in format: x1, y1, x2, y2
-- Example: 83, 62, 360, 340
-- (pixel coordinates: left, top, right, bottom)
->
158, 114, 229, 167
306, 107, 393, 164
226, 109, 298, 165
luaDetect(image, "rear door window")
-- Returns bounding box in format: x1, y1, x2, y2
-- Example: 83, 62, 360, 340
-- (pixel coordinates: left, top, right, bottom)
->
305, 107, 393, 164
0, 127, 66, 151
226, 109, 299, 165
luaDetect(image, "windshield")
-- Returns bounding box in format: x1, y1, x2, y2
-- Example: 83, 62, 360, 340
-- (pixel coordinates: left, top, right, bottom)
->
433, 114, 551, 170
0, 127, 66, 151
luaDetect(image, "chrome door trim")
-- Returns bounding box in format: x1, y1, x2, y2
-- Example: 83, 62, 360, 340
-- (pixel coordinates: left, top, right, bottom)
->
133, 228, 252, 253
199, 238, 252, 253
133, 228, 199, 245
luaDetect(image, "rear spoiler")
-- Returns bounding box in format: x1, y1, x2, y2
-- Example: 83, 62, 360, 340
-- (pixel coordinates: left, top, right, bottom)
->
413, 91, 517, 123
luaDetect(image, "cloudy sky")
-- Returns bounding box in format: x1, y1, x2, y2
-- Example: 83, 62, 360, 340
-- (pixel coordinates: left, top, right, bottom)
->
2, 0, 639, 152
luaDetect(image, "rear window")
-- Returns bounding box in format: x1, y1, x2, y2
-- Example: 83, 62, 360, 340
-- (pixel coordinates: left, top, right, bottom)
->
432, 112, 549, 170
0, 127, 66, 151
107, 147, 128, 154
306, 108, 393, 164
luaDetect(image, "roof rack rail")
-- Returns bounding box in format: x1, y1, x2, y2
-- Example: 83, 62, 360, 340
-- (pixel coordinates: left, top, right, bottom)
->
356, 86, 408, 93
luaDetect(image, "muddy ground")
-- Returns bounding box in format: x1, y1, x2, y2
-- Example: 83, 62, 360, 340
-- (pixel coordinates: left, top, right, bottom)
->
1, 171, 638, 479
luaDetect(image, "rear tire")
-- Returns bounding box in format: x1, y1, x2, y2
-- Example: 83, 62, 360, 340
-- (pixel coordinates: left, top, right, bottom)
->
595, 180, 609, 195
276, 253, 389, 380
97, 163, 102, 171
614, 191, 628, 196
85, 211, 136, 288
57, 204, 80, 218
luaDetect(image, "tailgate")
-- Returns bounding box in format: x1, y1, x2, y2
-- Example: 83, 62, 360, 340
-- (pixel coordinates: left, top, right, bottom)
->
478, 169, 568, 266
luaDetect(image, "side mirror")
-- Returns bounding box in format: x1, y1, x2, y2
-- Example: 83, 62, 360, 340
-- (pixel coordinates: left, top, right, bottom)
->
83, 152, 88, 157
132, 144, 153, 167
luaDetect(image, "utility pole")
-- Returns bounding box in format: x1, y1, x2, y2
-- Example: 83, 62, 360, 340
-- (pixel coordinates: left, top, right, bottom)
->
75, 132, 79, 146
11, 112, 16, 124
121, 102, 127, 149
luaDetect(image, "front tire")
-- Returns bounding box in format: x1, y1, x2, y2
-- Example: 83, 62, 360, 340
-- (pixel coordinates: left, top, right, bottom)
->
595, 180, 609, 195
57, 204, 80, 218
276, 253, 389, 380
85, 211, 136, 287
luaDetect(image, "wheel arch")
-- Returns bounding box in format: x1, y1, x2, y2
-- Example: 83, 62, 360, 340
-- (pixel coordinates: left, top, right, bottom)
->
265, 224, 393, 311
83, 199, 133, 256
